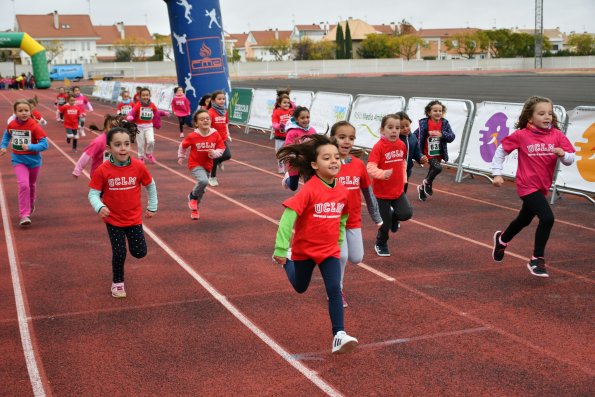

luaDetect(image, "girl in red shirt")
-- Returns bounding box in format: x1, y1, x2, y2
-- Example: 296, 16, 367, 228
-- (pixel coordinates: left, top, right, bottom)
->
177, 109, 225, 220
59, 94, 82, 152
271, 94, 293, 173
331, 121, 382, 307
491, 96, 575, 278
55, 87, 68, 122
207, 90, 231, 186
273, 134, 358, 354
88, 127, 158, 298
367, 114, 412, 257
116, 90, 134, 117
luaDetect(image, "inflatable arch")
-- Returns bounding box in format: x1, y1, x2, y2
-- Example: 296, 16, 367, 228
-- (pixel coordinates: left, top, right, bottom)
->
0, 32, 51, 89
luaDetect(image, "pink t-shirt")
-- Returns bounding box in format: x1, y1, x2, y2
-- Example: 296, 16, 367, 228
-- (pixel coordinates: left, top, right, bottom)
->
501, 126, 575, 197
84, 133, 108, 176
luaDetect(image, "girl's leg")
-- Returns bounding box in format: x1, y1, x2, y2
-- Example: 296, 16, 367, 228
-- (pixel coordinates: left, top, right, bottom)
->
319, 257, 344, 335
425, 158, 443, 185
516, 192, 554, 258
190, 166, 209, 202
375, 198, 392, 247
79, 116, 86, 136
66, 128, 74, 144
106, 224, 128, 283
284, 258, 316, 293
274, 139, 285, 173
136, 127, 147, 158
13, 164, 32, 218
124, 225, 147, 259
500, 196, 537, 244
340, 228, 364, 289
27, 166, 40, 213
211, 141, 231, 178
394, 192, 413, 221
178, 116, 185, 132
144, 126, 155, 155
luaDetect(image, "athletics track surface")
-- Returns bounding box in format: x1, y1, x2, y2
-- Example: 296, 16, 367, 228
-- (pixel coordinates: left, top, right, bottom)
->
0, 88, 593, 396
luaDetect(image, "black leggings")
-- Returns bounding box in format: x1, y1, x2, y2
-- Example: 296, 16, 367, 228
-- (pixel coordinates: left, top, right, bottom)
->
376, 193, 413, 245
501, 191, 555, 258
106, 224, 147, 283
211, 141, 231, 177
425, 158, 442, 184
177, 116, 186, 132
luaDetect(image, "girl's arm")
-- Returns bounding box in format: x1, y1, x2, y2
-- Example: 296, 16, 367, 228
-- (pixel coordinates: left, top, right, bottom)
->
27, 137, 48, 152
72, 151, 92, 176
144, 179, 158, 213
85, 98, 94, 112
491, 145, 508, 176
361, 186, 383, 225
158, 109, 169, 117
366, 161, 391, 180
554, 148, 575, 166
177, 142, 190, 159
88, 188, 106, 213
208, 148, 225, 158
441, 120, 456, 143
1, 130, 11, 149
273, 208, 298, 260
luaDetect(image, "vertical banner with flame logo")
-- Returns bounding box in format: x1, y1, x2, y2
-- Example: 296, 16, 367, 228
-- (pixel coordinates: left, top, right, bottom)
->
163, 0, 231, 114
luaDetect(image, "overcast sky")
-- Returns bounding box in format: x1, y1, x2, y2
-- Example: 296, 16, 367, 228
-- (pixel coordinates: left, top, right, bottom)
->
1, 0, 594, 35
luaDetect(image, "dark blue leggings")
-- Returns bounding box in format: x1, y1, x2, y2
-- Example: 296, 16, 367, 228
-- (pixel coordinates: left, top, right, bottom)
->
284, 257, 344, 335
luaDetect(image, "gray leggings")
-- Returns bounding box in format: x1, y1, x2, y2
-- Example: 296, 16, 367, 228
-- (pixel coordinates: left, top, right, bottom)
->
339, 228, 364, 289
190, 166, 209, 202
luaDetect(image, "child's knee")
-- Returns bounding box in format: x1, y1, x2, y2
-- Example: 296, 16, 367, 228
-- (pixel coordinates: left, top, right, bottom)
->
130, 247, 147, 259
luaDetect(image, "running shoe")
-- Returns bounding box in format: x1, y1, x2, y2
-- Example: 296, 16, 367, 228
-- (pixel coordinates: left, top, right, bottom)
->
332, 331, 358, 354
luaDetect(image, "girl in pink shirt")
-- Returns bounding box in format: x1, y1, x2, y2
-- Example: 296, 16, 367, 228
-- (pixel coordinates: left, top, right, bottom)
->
281, 106, 317, 190
491, 96, 575, 278
171, 86, 191, 139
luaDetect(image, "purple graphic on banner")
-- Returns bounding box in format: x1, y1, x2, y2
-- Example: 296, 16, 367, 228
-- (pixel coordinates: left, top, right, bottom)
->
479, 112, 510, 162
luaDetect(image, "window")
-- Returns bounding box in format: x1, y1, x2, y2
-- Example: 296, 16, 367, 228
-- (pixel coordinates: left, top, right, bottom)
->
87, 42, 90, 51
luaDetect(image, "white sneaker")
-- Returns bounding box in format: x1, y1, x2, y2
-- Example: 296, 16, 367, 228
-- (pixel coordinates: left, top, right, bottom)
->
332, 331, 358, 354
208, 177, 219, 187
80, 128, 86, 137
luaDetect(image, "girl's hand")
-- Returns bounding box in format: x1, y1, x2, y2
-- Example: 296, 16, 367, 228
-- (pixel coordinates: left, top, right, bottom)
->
553, 147, 565, 157
492, 176, 504, 187
429, 130, 442, 137
420, 155, 428, 164
207, 149, 215, 158
99, 207, 110, 218
272, 256, 286, 266
0, 148, 6, 156
383, 168, 393, 180
21, 144, 29, 151
177, 158, 184, 166
145, 210, 156, 218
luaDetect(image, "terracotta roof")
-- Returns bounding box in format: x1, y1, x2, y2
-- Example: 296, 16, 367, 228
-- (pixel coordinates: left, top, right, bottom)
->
229, 33, 249, 47
414, 28, 481, 38
323, 19, 377, 41
16, 13, 99, 38
250, 30, 292, 46
95, 25, 154, 45
295, 24, 323, 31
373, 25, 395, 35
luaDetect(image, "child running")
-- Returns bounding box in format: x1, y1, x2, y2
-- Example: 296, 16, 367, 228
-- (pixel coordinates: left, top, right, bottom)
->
72, 86, 93, 137
28, 98, 47, 126
413, 100, 455, 201
117, 90, 134, 116
55, 87, 68, 122
177, 109, 225, 220
331, 121, 382, 307
282, 106, 317, 190
1, 99, 49, 226
73, 114, 138, 178
271, 94, 293, 173
491, 96, 575, 277
88, 127, 158, 298
396, 111, 428, 194
126, 87, 169, 163
273, 134, 358, 354
207, 90, 231, 187
367, 114, 412, 257
198, 94, 211, 110
59, 94, 83, 152
171, 86, 191, 139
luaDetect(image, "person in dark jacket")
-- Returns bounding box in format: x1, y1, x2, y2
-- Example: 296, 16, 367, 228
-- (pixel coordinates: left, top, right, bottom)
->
396, 111, 427, 193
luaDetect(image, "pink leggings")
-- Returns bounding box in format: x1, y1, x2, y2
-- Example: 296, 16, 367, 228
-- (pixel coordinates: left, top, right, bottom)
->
13, 164, 40, 218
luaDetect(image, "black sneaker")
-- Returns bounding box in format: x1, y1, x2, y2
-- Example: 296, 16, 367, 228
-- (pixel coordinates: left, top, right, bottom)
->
66, 137, 71, 144
527, 258, 549, 277
492, 231, 506, 262
417, 185, 427, 201
374, 244, 390, 257
423, 180, 433, 196
390, 209, 400, 233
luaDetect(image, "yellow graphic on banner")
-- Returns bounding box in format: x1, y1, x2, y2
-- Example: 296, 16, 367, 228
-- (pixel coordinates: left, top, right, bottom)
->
575, 122, 595, 182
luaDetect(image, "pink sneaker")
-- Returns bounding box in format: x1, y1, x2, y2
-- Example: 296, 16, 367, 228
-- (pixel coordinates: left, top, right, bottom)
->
191, 209, 200, 220
188, 198, 198, 211
111, 282, 126, 298
146, 154, 156, 164
138, 157, 145, 163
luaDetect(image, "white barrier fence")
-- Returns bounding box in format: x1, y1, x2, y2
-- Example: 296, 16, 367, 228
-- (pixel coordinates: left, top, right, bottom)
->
348, 94, 406, 149
91, 81, 594, 202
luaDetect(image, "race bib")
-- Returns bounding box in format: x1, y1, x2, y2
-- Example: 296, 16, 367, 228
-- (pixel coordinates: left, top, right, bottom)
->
58, 97, 66, 105
120, 105, 132, 115
103, 150, 111, 162
427, 136, 441, 157
140, 107, 153, 121
10, 130, 31, 151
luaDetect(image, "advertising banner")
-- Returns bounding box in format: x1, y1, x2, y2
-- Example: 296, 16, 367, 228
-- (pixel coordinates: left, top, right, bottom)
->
247, 89, 277, 130
348, 95, 406, 149
228, 87, 253, 125
309, 92, 352, 135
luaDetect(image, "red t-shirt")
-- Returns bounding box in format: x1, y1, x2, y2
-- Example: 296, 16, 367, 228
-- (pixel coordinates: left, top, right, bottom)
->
336, 156, 370, 229
88, 158, 153, 227
271, 108, 292, 139
368, 137, 407, 200
208, 108, 229, 141
180, 129, 226, 172
31, 109, 44, 124
59, 104, 82, 129
117, 102, 134, 116
501, 126, 575, 197
283, 177, 349, 264
6, 118, 47, 155
424, 119, 443, 160
132, 102, 159, 125
56, 93, 68, 107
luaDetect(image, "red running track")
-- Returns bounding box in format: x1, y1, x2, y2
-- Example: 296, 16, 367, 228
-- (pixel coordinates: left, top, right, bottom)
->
0, 89, 593, 396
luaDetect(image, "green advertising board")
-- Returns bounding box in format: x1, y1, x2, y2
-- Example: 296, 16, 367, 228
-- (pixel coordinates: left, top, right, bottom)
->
228, 88, 253, 124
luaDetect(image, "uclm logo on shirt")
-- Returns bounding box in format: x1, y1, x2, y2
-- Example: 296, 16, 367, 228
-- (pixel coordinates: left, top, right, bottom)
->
384, 150, 404, 161
527, 143, 554, 154
67, 109, 78, 116
338, 175, 360, 190
194, 142, 216, 150
313, 202, 345, 219
108, 177, 137, 188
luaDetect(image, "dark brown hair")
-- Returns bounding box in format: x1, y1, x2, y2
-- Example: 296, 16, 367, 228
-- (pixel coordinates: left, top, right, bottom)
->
424, 100, 446, 117
276, 134, 338, 181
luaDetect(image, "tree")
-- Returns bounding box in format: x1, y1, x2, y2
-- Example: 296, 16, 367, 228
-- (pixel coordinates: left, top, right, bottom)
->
567, 33, 595, 55
484, 29, 551, 58
44, 40, 64, 64
357, 34, 397, 58
267, 38, 291, 61
114, 37, 150, 62
150, 33, 170, 61
335, 23, 345, 59
291, 38, 335, 60
398, 19, 416, 36
344, 21, 353, 59
444, 32, 489, 59
394, 34, 425, 60
227, 48, 241, 63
